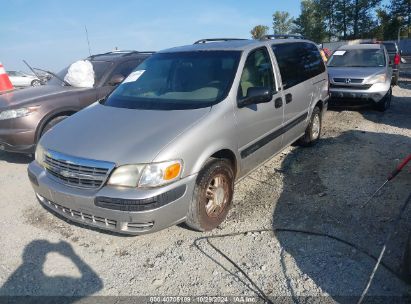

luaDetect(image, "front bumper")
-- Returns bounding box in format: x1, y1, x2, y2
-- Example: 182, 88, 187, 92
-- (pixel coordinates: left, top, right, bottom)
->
28, 161, 197, 235
329, 82, 390, 104
0, 118, 37, 154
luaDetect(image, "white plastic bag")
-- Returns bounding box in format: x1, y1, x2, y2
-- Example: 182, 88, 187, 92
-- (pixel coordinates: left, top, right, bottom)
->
64, 60, 95, 88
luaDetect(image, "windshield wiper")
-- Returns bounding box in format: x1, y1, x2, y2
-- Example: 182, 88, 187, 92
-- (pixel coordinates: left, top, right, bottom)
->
32, 67, 71, 86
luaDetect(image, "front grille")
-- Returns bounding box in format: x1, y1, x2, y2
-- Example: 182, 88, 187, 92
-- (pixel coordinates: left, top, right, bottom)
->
44, 150, 115, 189
333, 78, 363, 84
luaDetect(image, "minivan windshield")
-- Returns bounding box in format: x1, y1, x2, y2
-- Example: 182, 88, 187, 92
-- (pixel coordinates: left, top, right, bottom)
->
103, 51, 241, 110
327, 49, 386, 68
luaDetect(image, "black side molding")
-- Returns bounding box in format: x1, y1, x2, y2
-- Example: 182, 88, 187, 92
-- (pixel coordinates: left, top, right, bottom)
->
240, 112, 308, 159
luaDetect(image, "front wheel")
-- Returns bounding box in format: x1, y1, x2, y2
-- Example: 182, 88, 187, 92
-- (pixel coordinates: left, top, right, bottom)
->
186, 159, 234, 231
298, 106, 322, 146
40, 115, 69, 138
375, 88, 392, 112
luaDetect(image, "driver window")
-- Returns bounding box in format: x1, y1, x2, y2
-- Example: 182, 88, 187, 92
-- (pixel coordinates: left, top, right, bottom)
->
238, 48, 274, 99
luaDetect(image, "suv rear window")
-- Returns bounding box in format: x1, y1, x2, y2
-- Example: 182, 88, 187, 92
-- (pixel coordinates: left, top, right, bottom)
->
271, 42, 325, 90
103, 51, 241, 110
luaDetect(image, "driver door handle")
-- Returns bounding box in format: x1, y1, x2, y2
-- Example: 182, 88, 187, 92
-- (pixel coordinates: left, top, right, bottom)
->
285, 93, 293, 104
274, 97, 283, 108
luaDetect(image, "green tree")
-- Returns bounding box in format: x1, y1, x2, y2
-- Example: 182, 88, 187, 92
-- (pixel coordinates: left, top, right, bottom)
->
272, 11, 295, 34
375, 9, 402, 40
294, 0, 327, 42
250, 25, 269, 39
389, 0, 411, 38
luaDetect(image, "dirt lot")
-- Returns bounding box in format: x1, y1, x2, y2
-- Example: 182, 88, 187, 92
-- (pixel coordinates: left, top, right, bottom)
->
0, 81, 410, 302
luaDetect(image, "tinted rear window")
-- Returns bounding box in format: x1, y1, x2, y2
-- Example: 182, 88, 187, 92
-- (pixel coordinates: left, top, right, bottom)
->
272, 42, 325, 90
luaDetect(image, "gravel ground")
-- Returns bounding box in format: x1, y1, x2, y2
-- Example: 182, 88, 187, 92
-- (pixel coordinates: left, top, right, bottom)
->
0, 81, 410, 302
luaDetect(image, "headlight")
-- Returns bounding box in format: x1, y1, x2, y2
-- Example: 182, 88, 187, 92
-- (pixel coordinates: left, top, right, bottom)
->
139, 160, 182, 187
107, 160, 183, 188
366, 74, 387, 84
35, 144, 46, 167
0, 107, 37, 120
107, 164, 145, 188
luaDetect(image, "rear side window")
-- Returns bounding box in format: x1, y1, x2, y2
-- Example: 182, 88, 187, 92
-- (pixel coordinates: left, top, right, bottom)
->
272, 42, 325, 90
109, 60, 142, 80
238, 47, 275, 99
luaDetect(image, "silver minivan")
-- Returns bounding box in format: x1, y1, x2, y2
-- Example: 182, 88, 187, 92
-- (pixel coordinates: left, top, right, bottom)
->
28, 38, 329, 235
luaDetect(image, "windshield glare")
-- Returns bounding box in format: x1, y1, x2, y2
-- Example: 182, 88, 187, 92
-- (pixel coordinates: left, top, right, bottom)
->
47, 61, 112, 86
103, 51, 241, 110
327, 49, 386, 68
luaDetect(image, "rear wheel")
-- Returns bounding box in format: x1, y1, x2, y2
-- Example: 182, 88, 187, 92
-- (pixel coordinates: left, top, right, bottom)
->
375, 88, 392, 112
186, 159, 234, 231
298, 106, 322, 146
40, 115, 69, 138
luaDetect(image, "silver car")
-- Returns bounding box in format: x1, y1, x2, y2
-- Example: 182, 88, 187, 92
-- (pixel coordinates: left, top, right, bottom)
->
327, 44, 392, 111
28, 38, 329, 235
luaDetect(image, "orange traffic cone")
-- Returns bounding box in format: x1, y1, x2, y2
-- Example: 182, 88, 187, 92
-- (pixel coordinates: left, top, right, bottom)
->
0, 62, 14, 93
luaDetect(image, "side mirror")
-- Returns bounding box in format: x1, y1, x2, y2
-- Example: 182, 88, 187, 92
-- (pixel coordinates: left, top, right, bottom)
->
108, 74, 125, 86
238, 87, 272, 108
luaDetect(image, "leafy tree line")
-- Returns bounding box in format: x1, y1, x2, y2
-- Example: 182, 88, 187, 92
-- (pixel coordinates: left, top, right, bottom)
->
250, 0, 411, 42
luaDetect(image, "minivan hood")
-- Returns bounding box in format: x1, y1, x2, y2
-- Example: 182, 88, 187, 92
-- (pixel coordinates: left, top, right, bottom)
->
40, 103, 211, 165
328, 67, 386, 81
0, 85, 88, 109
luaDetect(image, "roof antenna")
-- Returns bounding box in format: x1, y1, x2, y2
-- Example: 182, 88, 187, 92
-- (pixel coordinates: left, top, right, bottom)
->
84, 25, 92, 56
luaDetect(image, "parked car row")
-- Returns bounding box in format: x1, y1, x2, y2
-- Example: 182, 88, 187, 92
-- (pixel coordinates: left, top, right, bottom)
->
0, 36, 397, 236
7, 71, 42, 87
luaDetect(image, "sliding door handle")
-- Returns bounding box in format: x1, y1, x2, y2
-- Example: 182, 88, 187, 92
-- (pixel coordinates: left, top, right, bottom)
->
285, 93, 293, 104
274, 97, 283, 108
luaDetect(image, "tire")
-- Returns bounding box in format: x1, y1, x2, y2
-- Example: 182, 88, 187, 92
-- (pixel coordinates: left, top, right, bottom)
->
298, 106, 322, 146
186, 158, 234, 231
375, 88, 392, 112
31, 79, 41, 87
392, 74, 399, 86
40, 115, 69, 138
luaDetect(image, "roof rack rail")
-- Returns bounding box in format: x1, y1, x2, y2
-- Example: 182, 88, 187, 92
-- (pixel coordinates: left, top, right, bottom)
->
88, 50, 155, 59
194, 38, 247, 44
262, 34, 305, 40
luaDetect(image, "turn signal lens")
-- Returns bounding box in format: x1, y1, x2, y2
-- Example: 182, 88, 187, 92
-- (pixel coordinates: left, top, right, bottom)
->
164, 163, 181, 180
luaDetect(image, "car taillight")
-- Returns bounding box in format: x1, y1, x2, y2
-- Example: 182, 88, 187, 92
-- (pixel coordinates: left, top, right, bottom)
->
394, 54, 400, 65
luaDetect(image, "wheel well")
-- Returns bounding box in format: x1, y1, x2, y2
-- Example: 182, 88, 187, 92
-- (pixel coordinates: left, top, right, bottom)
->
36, 111, 76, 142
315, 100, 324, 112
210, 149, 237, 177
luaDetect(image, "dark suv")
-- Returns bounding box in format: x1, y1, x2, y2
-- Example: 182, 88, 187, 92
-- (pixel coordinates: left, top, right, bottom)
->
382, 41, 401, 85
0, 51, 153, 154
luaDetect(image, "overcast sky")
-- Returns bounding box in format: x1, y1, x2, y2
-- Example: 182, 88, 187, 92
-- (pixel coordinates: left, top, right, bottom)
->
1, 0, 388, 72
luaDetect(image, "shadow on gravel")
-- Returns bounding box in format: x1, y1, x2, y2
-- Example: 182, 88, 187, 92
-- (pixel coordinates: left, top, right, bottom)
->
0, 151, 32, 164
0, 240, 103, 300
272, 130, 411, 300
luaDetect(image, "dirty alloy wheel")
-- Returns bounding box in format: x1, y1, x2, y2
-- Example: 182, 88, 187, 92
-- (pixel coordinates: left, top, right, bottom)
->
31, 79, 41, 87
298, 106, 322, 146
40, 115, 69, 138
375, 87, 392, 112
186, 158, 234, 231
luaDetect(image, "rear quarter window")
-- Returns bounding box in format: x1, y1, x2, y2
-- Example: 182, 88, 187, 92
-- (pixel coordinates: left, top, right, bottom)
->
272, 42, 325, 90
